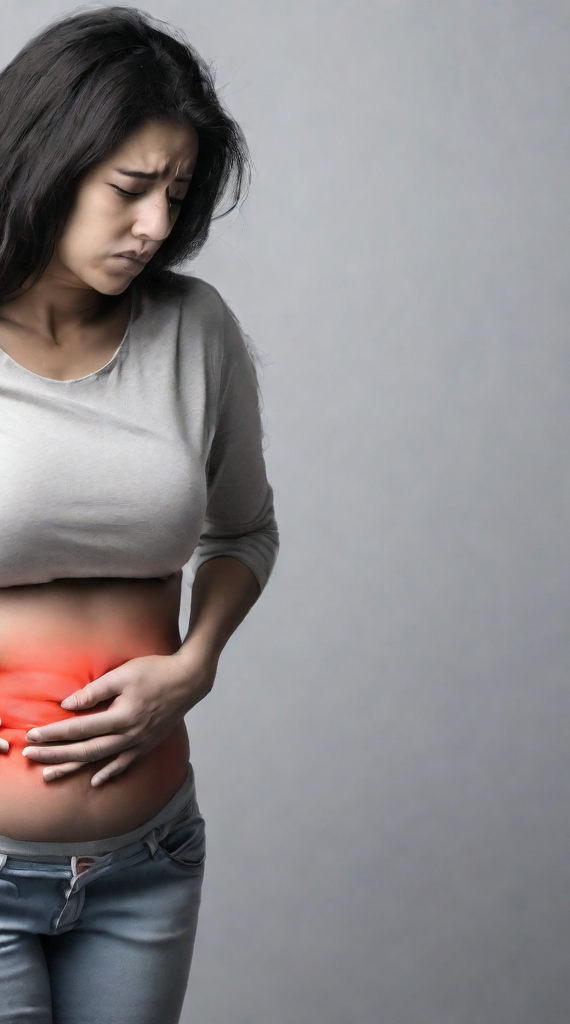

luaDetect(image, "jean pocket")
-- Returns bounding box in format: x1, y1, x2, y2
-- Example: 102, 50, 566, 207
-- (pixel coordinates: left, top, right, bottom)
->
157, 813, 206, 868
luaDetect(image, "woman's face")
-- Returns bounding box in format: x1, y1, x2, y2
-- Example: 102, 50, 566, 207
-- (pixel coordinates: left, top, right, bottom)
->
53, 119, 199, 295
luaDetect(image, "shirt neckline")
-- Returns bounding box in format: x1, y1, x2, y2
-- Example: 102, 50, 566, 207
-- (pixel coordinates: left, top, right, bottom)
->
0, 285, 138, 385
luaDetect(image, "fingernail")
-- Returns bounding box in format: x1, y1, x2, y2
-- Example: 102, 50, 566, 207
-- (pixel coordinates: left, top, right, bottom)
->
61, 698, 77, 709
43, 769, 57, 780
26, 729, 43, 741
91, 772, 108, 787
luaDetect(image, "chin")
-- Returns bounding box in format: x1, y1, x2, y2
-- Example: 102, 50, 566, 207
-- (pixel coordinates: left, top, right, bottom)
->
104, 279, 133, 295
88, 272, 132, 296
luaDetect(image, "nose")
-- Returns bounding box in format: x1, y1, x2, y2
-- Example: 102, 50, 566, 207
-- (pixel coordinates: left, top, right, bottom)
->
131, 195, 173, 244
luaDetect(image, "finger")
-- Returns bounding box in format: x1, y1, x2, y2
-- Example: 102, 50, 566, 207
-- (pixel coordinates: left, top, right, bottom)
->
60, 671, 125, 711
91, 747, 141, 787
22, 734, 134, 765
0, 738, 9, 754
25, 709, 125, 744
43, 761, 86, 781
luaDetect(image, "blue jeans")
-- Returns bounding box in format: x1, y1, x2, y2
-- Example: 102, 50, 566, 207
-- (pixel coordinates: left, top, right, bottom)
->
0, 764, 205, 1024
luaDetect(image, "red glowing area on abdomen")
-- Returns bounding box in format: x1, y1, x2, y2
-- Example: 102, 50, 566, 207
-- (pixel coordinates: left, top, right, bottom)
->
0, 643, 123, 753
0, 672, 112, 743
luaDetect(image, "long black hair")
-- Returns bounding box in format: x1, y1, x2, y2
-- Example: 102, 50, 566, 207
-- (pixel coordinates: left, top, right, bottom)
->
0, 5, 252, 308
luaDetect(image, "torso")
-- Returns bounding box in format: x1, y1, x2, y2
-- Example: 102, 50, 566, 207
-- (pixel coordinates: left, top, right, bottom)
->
0, 289, 191, 843
0, 573, 191, 842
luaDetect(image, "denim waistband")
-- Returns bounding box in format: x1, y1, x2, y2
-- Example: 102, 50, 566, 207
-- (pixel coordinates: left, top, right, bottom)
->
0, 763, 197, 860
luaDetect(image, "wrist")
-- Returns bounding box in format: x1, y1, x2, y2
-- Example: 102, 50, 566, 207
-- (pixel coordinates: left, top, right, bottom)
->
171, 635, 219, 686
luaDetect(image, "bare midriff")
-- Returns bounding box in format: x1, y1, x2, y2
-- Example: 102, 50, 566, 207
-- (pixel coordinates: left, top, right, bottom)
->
0, 573, 191, 843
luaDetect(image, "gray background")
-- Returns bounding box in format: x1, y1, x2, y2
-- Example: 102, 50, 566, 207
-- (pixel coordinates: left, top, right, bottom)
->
3, 1, 570, 1021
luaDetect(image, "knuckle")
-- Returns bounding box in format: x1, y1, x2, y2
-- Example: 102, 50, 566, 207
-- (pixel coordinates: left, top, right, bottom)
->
84, 741, 103, 760
83, 683, 101, 704
73, 718, 91, 738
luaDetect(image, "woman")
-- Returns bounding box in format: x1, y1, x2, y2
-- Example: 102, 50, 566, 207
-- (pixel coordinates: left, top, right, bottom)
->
0, 6, 279, 1024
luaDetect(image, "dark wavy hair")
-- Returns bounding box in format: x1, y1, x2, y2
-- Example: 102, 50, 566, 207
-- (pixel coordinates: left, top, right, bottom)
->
0, 4, 252, 310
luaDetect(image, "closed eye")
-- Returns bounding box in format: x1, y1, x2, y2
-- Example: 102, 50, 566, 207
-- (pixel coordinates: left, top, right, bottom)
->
111, 185, 184, 207
113, 185, 143, 198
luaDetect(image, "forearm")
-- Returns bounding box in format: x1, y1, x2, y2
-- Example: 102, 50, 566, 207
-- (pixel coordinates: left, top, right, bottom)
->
175, 555, 261, 671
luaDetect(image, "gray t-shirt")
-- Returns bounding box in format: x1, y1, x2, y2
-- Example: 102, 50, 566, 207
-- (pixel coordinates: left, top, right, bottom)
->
0, 274, 279, 591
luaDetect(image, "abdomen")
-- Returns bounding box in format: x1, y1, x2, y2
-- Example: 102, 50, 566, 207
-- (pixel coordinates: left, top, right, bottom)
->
0, 573, 192, 842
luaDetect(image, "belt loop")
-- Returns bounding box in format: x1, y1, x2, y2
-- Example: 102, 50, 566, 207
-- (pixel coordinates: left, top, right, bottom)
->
143, 828, 161, 857
0, 854, 7, 871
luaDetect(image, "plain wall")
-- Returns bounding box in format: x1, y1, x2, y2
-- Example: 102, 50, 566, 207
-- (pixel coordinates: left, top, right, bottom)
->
3, 2, 570, 1021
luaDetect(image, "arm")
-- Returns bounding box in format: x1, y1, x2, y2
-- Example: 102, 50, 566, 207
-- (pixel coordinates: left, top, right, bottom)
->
187, 294, 280, 594
164, 555, 262, 711
171, 293, 280, 687
174, 295, 279, 684
176, 555, 262, 677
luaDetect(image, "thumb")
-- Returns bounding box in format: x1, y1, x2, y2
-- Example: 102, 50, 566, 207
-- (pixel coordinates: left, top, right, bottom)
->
60, 669, 124, 710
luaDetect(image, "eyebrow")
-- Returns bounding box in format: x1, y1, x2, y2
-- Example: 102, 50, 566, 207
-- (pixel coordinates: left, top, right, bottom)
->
113, 167, 193, 183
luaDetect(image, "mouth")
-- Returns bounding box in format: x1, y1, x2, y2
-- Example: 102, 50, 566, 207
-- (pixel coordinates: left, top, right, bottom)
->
112, 255, 146, 272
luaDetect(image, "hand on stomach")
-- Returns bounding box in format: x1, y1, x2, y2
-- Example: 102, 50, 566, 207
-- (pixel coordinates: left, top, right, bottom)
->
0, 574, 191, 842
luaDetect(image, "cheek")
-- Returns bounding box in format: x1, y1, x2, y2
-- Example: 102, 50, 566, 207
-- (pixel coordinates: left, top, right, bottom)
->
59, 194, 120, 264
